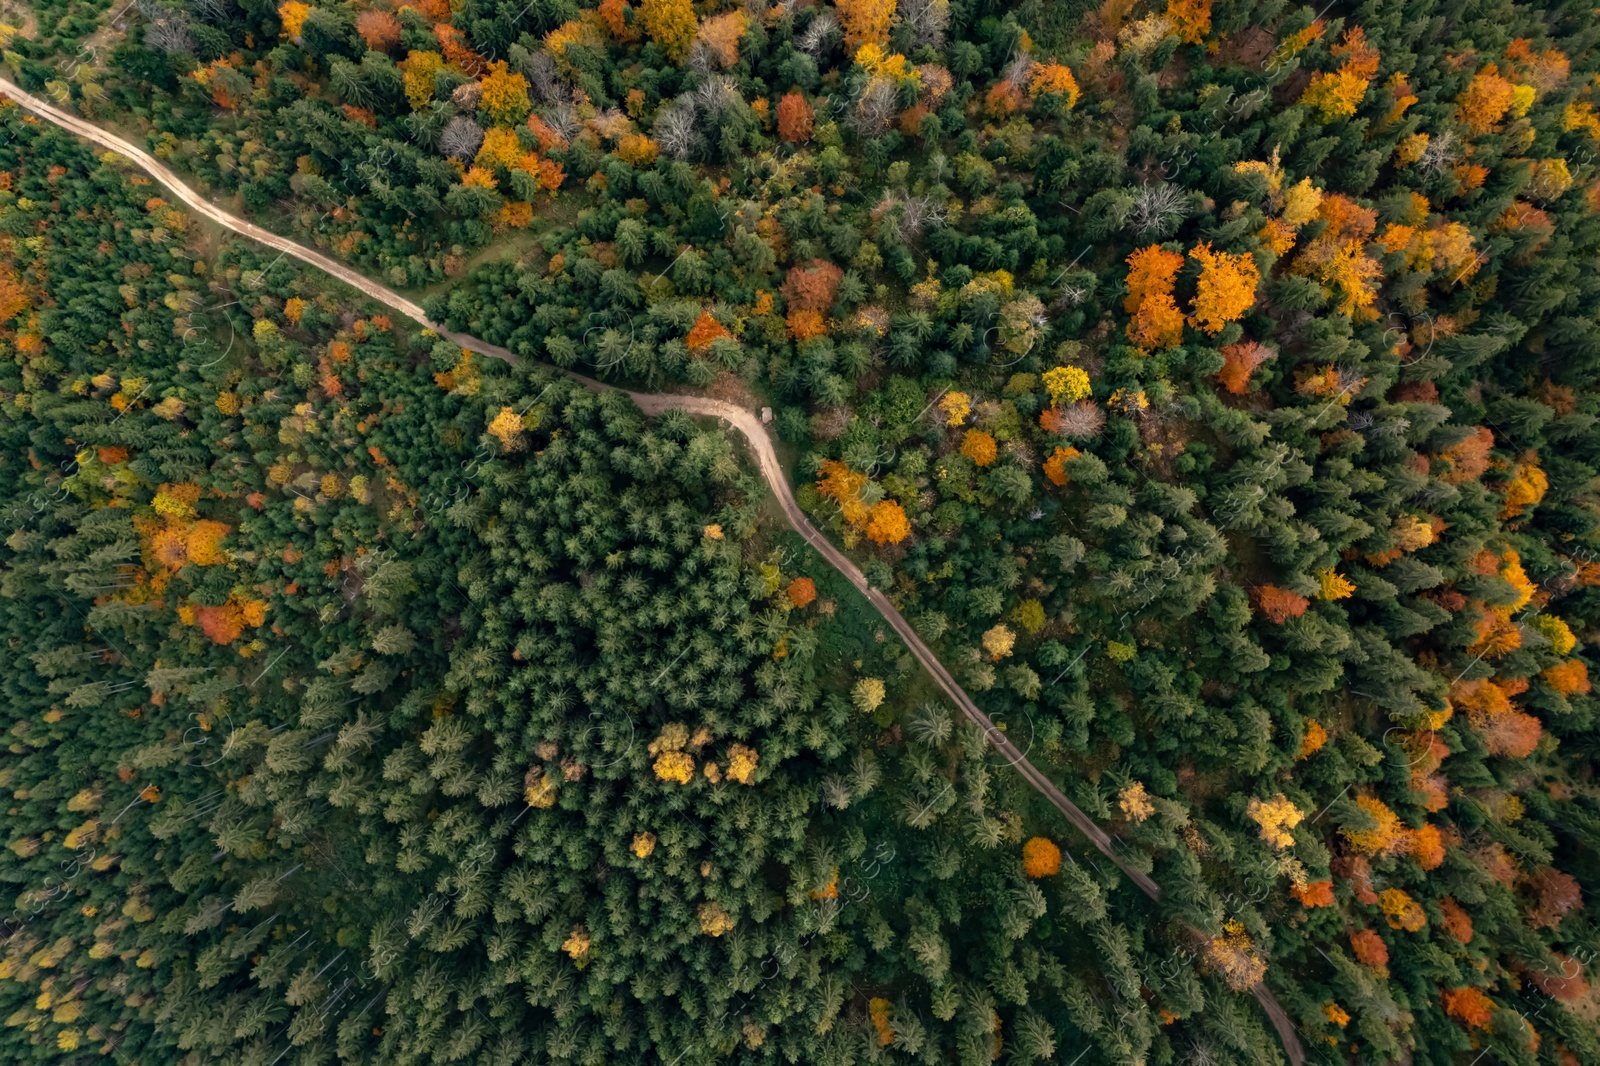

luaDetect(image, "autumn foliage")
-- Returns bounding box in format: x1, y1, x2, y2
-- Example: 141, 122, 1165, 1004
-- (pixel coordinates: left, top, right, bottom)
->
1187, 242, 1260, 333
786, 577, 816, 608
865, 500, 910, 545
1292, 880, 1335, 908
1216, 340, 1274, 394
1255, 584, 1309, 623
1458, 63, 1518, 133
685, 310, 731, 352
1042, 446, 1079, 486
1349, 929, 1390, 975
639, 0, 697, 61
1164, 0, 1210, 44
777, 92, 815, 143
1441, 986, 1494, 1030
1022, 837, 1061, 877
1123, 245, 1185, 351
836, 0, 895, 51
959, 429, 997, 467
1300, 29, 1379, 120
356, 10, 402, 51
782, 259, 843, 338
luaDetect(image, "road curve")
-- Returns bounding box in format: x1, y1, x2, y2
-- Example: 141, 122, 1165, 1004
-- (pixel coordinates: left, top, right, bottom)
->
1, 79, 1303, 1065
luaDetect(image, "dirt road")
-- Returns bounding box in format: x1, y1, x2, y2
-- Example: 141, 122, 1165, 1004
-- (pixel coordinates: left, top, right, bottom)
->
0, 79, 1303, 1065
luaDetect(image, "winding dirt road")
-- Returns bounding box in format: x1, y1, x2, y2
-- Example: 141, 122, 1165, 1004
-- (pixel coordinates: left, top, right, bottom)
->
1, 79, 1303, 1065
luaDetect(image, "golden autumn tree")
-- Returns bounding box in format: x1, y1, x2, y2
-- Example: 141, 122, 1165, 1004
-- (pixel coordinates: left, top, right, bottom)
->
616, 133, 658, 167
696, 11, 748, 68
1022, 837, 1061, 877
1188, 242, 1260, 333
479, 61, 531, 126
1300, 28, 1379, 120
278, 0, 309, 40
1341, 795, 1405, 855
1293, 194, 1382, 315
1206, 920, 1267, 990
816, 460, 870, 525
401, 51, 445, 110
836, 0, 895, 51
1164, 0, 1210, 44
1026, 62, 1080, 108
1500, 456, 1548, 518
865, 500, 910, 544
1458, 63, 1517, 133
1123, 245, 1185, 351
639, 0, 697, 61
960, 429, 997, 466
1247, 794, 1304, 849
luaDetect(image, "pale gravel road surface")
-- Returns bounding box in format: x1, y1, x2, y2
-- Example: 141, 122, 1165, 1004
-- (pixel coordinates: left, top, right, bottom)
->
0, 79, 1303, 1065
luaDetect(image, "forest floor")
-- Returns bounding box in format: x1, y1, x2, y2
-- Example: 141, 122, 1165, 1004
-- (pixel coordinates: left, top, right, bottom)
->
0, 77, 1306, 1065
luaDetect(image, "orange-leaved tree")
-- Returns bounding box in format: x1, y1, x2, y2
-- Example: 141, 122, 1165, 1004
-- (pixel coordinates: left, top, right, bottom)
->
777, 91, 815, 143
685, 310, 731, 352
865, 500, 910, 545
782, 259, 843, 339
356, 10, 401, 51
1458, 63, 1517, 133
1216, 340, 1275, 394
599, 0, 639, 41
1255, 584, 1309, 623
1022, 837, 1061, 877
1123, 245, 1184, 351
1441, 987, 1494, 1030
697, 11, 748, 68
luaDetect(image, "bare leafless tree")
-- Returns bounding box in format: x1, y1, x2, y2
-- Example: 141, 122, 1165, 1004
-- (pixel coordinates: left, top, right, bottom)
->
523, 50, 564, 106
692, 75, 739, 119
439, 116, 485, 161
898, 0, 950, 50
797, 13, 839, 55
544, 102, 581, 141
144, 13, 193, 54
1128, 183, 1191, 239
899, 196, 945, 239
1418, 129, 1459, 173
1055, 401, 1106, 440
1002, 49, 1033, 88
687, 39, 717, 78
185, 0, 231, 20
852, 77, 896, 138
654, 104, 699, 161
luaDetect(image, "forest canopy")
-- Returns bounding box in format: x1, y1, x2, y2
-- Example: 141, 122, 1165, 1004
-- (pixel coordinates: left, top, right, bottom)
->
4, 0, 1600, 1062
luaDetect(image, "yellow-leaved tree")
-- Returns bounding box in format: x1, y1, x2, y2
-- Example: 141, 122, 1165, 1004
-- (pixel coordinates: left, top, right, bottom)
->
640, 0, 697, 61
1187, 242, 1260, 333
